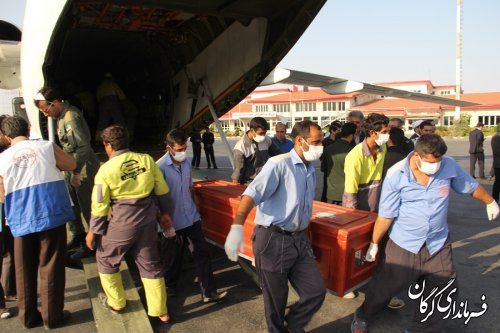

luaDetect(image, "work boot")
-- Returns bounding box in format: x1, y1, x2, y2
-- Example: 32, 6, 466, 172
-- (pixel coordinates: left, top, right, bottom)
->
70, 243, 94, 261
67, 233, 86, 250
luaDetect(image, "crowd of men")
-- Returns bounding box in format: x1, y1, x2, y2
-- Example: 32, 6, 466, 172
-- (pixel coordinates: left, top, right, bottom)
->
1, 95, 500, 333
224, 114, 500, 333
0, 87, 226, 329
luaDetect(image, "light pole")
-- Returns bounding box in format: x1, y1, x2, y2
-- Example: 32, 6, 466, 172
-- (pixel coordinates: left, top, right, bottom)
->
454, 0, 463, 123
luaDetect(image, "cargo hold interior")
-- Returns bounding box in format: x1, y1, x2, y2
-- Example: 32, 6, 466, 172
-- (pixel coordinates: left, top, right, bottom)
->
38, 0, 325, 147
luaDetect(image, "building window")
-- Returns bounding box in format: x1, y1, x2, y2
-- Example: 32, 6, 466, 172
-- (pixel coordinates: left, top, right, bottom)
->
443, 116, 454, 127
478, 115, 500, 127
255, 105, 268, 112
296, 102, 317, 112
323, 102, 336, 111
338, 102, 346, 111
220, 120, 230, 130
273, 103, 290, 112
440, 90, 451, 95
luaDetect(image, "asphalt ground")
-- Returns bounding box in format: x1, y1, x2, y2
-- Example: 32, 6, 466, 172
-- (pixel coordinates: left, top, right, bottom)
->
2, 137, 500, 333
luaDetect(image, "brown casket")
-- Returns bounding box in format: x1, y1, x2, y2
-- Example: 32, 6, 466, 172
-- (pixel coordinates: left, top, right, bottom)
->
193, 179, 379, 296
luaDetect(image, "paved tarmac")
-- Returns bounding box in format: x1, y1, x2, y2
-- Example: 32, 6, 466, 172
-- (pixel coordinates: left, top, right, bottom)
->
2, 137, 499, 333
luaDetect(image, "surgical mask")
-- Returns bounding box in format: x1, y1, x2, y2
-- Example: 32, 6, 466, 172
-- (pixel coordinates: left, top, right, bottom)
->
171, 151, 187, 162
375, 133, 389, 146
253, 130, 266, 143
417, 155, 441, 175
302, 140, 324, 161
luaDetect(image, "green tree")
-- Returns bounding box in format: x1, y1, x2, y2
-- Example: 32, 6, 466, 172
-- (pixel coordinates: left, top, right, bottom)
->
233, 125, 242, 137
449, 114, 471, 137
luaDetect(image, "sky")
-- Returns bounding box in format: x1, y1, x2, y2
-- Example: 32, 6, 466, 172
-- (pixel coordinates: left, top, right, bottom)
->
1, 0, 499, 93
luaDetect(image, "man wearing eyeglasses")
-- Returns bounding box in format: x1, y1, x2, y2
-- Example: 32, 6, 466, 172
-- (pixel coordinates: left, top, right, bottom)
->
34, 86, 100, 262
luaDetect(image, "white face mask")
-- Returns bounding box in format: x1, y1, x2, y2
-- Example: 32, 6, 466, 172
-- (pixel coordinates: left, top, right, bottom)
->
171, 151, 187, 162
253, 130, 266, 143
417, 155, 441, 175
375, 132, 390, 146
302, 140, 324, 161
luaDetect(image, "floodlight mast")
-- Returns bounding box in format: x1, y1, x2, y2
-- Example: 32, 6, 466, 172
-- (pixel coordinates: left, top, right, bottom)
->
454, 0, 462, 123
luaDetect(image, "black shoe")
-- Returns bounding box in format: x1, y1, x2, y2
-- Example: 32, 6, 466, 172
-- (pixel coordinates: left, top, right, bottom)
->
207, 165, 211, 169
214, 166, 218, 169
202, 291, 227, 303
44, 310, 71, 329
24, 311, 43, 329
67, 233, 86, 250
70, 244, 94, 261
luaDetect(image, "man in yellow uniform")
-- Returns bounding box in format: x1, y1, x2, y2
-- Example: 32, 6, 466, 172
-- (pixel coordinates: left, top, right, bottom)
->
85, 125, 174, 324
343, 113, 389, 212
96, 72, 127, 138
35, 87, 100, 260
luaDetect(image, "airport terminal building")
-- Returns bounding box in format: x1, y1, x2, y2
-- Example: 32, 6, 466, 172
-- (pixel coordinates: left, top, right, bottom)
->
219, 80, 500, 133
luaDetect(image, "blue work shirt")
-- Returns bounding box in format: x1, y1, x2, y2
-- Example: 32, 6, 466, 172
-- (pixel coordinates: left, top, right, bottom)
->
379, 155, 478, 255
157, 153, 200, 230
271, 137, 294, 153
243, 149, 315, 232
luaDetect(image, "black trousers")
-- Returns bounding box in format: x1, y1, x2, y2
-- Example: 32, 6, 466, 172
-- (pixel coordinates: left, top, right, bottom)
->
0, 225, 5, 309
160, 221, 216, 297
15, 225, 67, 328
1, 224, 16, 298
492, 167, 500, 201
204, 146, 217, 167
470, 152, 485, 178
252, 226, 326, 333
192, 144, 201, 168
356, 238, 457, 333
320, 172, 328, 202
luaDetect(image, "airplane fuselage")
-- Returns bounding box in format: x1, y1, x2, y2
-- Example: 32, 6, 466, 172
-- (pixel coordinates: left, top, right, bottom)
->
20, 0, 326, 142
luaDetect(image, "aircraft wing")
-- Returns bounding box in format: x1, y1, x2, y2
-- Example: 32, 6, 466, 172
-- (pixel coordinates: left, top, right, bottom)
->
261, 68, 478, 107
0, 40, 21, 89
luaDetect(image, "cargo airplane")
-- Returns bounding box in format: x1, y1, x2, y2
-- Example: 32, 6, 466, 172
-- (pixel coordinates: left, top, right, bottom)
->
1, 0, 474, 146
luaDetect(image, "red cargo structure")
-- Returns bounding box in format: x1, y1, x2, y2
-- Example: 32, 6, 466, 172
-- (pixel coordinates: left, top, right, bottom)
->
193, 179, 379, 297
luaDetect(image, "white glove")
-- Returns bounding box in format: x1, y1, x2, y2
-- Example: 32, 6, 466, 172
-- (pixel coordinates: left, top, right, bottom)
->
224, 224, 244, 262
162, 226, 176, 238
364, 243, 378, 262
486, 200, 500, 221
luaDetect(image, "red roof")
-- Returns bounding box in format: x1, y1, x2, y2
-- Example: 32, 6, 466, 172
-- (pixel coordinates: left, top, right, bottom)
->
250, 89, 361, 104
375, 80, 433, 86
433, 85, 455, 89
220, 103, 253, 118
351, 92, 500, 114
252, 88, 290, 93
